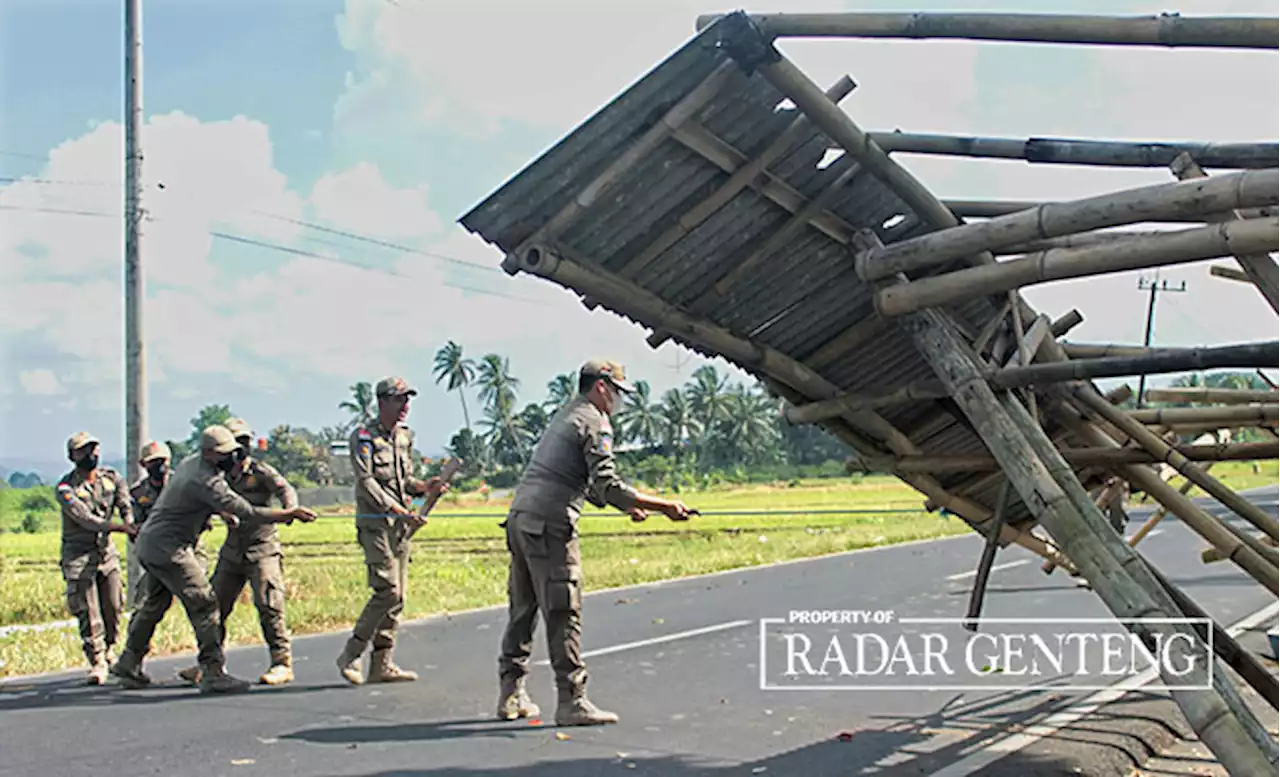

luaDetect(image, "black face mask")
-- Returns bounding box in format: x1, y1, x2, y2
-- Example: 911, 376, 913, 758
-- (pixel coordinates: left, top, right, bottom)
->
215, 454, 237, 473
232, 447, 248, 465
76, 455, 99, 472
146, 462, 167, 481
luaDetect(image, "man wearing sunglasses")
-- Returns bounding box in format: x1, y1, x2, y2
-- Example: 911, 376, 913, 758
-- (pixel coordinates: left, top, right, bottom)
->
496, 359, 697, 727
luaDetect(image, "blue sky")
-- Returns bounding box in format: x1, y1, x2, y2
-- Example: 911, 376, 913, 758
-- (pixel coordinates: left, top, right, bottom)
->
1, 0, 1276, 476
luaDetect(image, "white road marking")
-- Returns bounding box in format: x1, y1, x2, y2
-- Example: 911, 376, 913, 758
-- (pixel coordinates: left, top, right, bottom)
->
944, 560, 1030, 581
924, 601, 1279, 777
534, 620, 753, 665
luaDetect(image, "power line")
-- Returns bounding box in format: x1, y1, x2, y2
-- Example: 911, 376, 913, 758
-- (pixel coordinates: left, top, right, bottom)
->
0, 202, 551, 306
1135, 274, 1187, 408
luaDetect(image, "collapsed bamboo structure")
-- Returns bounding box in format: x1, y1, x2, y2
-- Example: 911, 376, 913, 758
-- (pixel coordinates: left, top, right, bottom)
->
460, 10, 1279, 775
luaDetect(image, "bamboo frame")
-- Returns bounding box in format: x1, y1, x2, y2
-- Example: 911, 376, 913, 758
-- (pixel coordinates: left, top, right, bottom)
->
845, 132, 1278, 169
857, 170, 1278, 282
1170, 152, 1280, 313
853, 441, 1277, 475
1211, 263, 1253, 283
987, 342, 1280, 388
945, 199, 1277, 221
694, 11, 1279, 50
874, 217, 1280, 316
1143, 386, 1279, 405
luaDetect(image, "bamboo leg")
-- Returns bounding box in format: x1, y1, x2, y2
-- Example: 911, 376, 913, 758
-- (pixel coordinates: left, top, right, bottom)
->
964, 480, 1012, 632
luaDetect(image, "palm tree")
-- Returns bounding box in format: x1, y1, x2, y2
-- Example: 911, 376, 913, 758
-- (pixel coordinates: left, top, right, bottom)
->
339, 382, 376, 429
476, 353, 520, 414
718, 383, 780, 465
658, 388, 699, 459
544, 373, 576, 412
616, 380, 662, 448
433, 341, 477, 430
685, 365, 729, 462
480, 401, 529, 468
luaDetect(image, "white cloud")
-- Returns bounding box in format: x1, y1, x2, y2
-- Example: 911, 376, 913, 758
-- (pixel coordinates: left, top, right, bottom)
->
18, 369, 64, 396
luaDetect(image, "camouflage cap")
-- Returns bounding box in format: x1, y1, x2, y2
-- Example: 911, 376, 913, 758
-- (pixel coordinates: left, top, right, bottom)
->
139, 440, 172, 463
579, 359, 635, 393
376, 376, 418, 399
200, 425, 241, 454
66, 431, 100, 456
224, 417, 253, 441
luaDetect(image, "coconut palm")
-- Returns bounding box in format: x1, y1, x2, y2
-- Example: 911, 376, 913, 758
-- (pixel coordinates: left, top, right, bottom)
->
338, 382, 376, 430
545, 373, 577, 412
476, 353, 520, 414
616, 380, 662, 448
433, 340, 477, 430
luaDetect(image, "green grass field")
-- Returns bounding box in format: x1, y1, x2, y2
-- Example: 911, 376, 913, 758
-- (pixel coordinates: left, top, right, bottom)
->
1, 462, 1274, 679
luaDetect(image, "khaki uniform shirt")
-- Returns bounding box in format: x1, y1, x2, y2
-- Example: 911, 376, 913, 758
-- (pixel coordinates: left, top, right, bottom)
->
56, 467, 132, 578
509, 394, 638, 527
350, 421, 424, 532
129, 474, 168, 527
221, 457, 297, 562
134, 453, 276, 564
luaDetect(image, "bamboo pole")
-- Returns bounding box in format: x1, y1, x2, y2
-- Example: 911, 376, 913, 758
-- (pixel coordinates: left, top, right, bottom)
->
856, 441, 1276, 474
859, 169, 1278, 281
945, 199, 1277, 222
1042, 476, 1129, 574
893, 301, 1276, 776
1072, 385, 1280, 540
1144, 386, 1279, 405
998, 228, 1199, 255
963, 480, 1012, 632
783, 382, 950, 424
695, 11, 1279, 49
1052, 399, 1279, 590
1062, 342, 1166, 358
618, 74, 857, 281
848, 132, 1279, 169
1211, 263, 1254, 283
986, 342, 1279, 389
873, 217, 1280, 316
1128, 466, 1206, 550
502, 61, 737, 273
1171, 152, 1280, 314
1049, 309, 1085, 338
1129, 403, 1279, 426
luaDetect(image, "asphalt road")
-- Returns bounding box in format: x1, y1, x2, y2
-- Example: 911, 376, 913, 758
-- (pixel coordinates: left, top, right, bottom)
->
1, 487, 1275, 777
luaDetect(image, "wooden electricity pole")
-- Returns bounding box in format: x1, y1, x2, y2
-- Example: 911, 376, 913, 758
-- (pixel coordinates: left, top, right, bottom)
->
1135, 275, 1186, 408
124, 0, 146, 482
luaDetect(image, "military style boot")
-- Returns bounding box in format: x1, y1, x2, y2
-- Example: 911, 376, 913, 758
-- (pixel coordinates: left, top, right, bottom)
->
108, 650, 152, 690
86, 655, 109, 686
198, 665, 252, 694
367, 649, 418, 683
554, 688, 619, 727
496, 676, 540, 721
336, 639, 365, 685
260, 654, 294, 685
177, 665, 203, 686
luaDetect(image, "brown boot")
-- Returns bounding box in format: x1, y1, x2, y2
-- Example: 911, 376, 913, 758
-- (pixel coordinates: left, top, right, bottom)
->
177, 665, 203, 686
336, 639, 365, 686
259, 654, 293, 685
496, 676, 540, 721
108, 650, 152, 690
555, 689, 619, 726
367, 649, 418, 683
198, 665, 252, 694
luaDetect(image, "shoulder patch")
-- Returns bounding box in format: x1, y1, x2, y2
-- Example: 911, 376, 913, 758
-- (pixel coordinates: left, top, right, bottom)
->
358, 441, 372, 458
56, 483, 74, 503
599, 430, 612, 455
356, 428, 373, 441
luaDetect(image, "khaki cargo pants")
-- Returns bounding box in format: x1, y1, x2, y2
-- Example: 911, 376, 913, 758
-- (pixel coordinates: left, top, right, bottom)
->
211, 552, 291, 663
123, 545, 225, 669
349, 525, 410, 652
128, 536, 208, 611
498, 511, 587, 695
63, 555, 124, 665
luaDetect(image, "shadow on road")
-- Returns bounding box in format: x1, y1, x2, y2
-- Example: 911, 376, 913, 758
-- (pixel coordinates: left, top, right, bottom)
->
283, 686, 1196, 777
0, 677, 346, 713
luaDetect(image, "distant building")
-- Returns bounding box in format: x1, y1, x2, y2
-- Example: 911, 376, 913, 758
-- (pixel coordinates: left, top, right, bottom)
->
329, 441, 353, 482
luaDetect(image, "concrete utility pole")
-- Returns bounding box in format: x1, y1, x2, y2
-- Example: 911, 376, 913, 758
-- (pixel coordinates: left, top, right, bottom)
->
124, 0, 146, 482
1135, 274, 1187, 409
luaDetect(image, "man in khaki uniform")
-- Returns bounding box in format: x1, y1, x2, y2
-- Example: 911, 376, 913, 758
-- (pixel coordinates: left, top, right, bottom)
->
56, 432, 138, 685
177, 418, 301, 686
497, 360, 696, 726
109, 425, 316, 694
127, 441, 171, 611
336, 376, 447, 685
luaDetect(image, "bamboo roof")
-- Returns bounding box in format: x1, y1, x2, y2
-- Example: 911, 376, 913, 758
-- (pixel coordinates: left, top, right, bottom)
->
459, 12, 1277, 542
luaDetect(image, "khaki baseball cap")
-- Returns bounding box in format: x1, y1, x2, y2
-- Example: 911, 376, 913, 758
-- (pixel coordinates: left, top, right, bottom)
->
376, 376, 418, 398
139, 441, 171, 463
200, 425, 241, 454
66, 431, 100, 456
579, 359, 635, 393
225, 417, 253, 441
